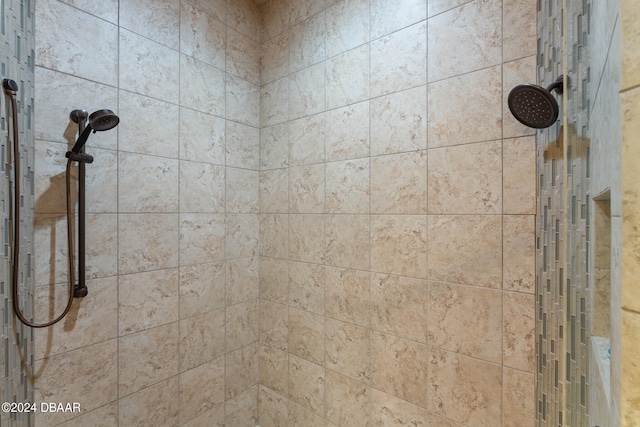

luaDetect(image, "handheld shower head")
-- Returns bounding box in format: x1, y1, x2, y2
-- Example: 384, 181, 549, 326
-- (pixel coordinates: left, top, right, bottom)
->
69, 109, 119, 154
508, 75, 564, 129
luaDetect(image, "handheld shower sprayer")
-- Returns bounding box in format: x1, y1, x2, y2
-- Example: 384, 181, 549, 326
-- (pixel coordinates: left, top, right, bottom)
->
66, 109, 119, 162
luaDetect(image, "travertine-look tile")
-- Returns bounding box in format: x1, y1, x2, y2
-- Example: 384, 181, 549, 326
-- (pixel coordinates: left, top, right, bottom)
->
179, 108, 226, 164
326, 319, 371, 382
120, 0, 179, 49
179, 262, 226, 318
179, 309, 225, 371
428, 0, 502, 81
261, 32, 289, 84
290, 0, 326, 25
288, 355, 325, 415
118, 213, 179, 274
34, 341, 117, 426
118, 153, 179, 213
53, 403, 117, 427
70, 217, 117, 281
371, 273, 427, 343
428, 215, 502, 288
226, 214, 259, 259
326, 214, 371, 269
503, 136, 536, 214
261, 169, 289, 213
179, 214, 226, 265
34, 214, 70, 286
370, 331, 429, 407
259, 386, 289, 427
289, 308, 325, 364
325, 370, 370, 427
226, 75, 261, 127
227, 168, 259, 213
226, 257, 259, 305
428, 65, 502, 148
259, 257, 289, 304
325, 267, 370, 327
428, 0, 473, 16
121, 29, 179, 103
118, 377, 179, 427
179, 55, 225, 117
183, 0, 226, 25
226, 386, 259, 427
370, 0, 427, 39
86, 149, 118, 213
326, 44, 370, 110
371, 215, 428, 278
371, 151, 427, 214
290, 164, 325, 213
36, 1, 118, 86
226, 300, 259, 352
179, 357, 225, 425
34, 277, 117, 360
118, 268, 179, 335
118, 323, 179, 396
180, 1, 225, 69
426, 413, 465, 426
260, 300, 289, 351
326, 0, 370, 57
289, 214, 325, 264
370, 85, 427, 155
325, 102, 370, 161
288, 402, 329, 427
503, 291, 535, 372
622, 0, 640, 89
260, 345, 289, 395
503, 215, 535, 293
179, 161, 225, 213
326, 159, 370, 213
503, 367, 535, 427
369, 388, 429, 427
227, 0, 261, 41
428, 141, 502, 214
259, 214, 289, 258
290, 11, 326, 72
226, 120, 260, 170
227, 28, 260, 85
119, 93, 179, 158
503, 0, 536, 62
289, 112, 325, 166
226, 343, 259, 398
428, 282, 502, 363
370, 22, 427, 97
181, 406, 224, 427
622, 310, 640, 425
262, 77, 290, 127
428, 349, 502, 426
289, 63, 326, 120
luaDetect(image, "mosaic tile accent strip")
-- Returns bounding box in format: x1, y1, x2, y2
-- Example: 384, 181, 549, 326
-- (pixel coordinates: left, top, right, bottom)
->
1, 0, 35, 426
537, 0, 591, 425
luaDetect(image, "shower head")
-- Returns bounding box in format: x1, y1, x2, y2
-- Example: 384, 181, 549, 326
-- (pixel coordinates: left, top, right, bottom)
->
69, 109, 119, 154
508, 75, 563, 129
88, 109, 120, 131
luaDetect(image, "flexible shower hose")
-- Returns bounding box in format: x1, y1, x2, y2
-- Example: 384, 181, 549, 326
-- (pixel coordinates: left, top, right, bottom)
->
6, 84, 75, 328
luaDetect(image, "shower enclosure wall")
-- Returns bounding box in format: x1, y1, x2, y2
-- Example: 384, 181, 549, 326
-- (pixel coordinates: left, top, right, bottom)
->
19, 0, 537, 425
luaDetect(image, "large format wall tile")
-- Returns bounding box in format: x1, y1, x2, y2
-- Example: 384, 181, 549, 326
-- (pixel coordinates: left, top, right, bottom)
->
120, 0, 179, 49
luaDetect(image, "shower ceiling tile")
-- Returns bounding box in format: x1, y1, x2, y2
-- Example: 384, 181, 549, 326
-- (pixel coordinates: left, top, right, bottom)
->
428, 0, 502, 81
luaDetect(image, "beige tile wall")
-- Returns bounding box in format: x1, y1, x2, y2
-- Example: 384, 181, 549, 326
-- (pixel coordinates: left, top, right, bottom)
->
32, 0, 260, 425
258, 0, 537, 425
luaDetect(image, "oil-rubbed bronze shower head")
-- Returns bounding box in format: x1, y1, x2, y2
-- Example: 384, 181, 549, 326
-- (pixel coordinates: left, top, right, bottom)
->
508, 75, 563, 129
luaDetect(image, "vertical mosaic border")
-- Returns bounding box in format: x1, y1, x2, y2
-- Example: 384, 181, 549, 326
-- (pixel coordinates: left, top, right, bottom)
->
1, 0, 35, 426
536, 0, 591, 425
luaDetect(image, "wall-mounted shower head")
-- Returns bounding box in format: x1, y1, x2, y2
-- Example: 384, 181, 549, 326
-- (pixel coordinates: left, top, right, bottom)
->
69, 109, 119, 154
508, 75, 564, 129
